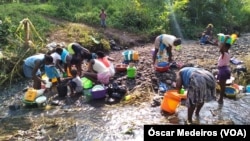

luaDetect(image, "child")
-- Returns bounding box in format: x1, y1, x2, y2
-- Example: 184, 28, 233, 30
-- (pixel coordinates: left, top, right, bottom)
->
217, 36, 231, 104
67, 69, 83, 96
99, 8, 107, 28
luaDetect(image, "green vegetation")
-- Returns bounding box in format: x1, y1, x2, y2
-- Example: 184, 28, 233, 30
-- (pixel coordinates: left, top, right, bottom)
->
0, 0, 250, 87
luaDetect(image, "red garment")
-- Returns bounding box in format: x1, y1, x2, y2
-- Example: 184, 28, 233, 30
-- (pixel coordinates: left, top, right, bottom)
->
97, 57, 110, 67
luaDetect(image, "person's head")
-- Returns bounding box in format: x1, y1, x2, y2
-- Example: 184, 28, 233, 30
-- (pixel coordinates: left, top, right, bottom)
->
70, 69, 78, 77
55, 47, 63, 55
96, 51, 106, 58
220, 42, 231, 52
207, 23, 213, 29
173, 38, 181, 46
101, 8, 104, 12
44, 54, 53, 65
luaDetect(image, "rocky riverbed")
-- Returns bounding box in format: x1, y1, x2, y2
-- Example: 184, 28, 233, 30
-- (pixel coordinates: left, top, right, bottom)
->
0, 33, 250, 140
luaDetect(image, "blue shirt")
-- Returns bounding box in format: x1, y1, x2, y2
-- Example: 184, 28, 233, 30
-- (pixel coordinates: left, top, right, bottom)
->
180, 67, 200, 89
44, 65, 60, 79
61, 48, 69, 63
24, 54, 45, 68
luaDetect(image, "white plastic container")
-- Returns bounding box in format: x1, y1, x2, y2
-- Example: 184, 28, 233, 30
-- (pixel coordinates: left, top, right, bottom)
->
45, 80, 52, 88
36, 89, 45, 97
35, 96, 47, 107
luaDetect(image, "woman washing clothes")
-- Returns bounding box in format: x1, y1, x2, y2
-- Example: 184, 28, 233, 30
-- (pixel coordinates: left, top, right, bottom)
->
176, 66, 216, 124
152, 34, 181, 65
82, 51, 114, 85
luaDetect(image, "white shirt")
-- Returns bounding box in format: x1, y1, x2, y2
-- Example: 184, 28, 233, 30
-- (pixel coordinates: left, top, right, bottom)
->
161, 34, 176, 47
92, 59, 109, 73
50, 52, 61, 64
72, 76, 83, 93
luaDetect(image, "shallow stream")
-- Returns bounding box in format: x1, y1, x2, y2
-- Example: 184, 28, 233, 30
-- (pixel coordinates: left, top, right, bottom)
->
0, 81, 250, 140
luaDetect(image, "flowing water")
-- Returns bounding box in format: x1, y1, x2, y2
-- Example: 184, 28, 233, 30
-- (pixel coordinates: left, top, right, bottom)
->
0, 80, 250, 141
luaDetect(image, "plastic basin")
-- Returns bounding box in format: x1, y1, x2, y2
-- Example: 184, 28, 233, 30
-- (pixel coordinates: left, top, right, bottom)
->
155, 65, 170, 72
225, 86, 237, 98
157, 62, 169, 67
91, 85, 107, 99
115, 64, 128, 72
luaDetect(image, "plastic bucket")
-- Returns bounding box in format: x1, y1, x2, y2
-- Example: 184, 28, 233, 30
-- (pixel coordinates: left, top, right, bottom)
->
161, 90, 181, 114
57, 82, 68, 97
122, 50, 133, 61
127, 66, 136, 78
24, 88, 37, 102
83, 88, 92, 101
132, 51, 139, 61
246, 85, 250, 93
67, 67, 72, 77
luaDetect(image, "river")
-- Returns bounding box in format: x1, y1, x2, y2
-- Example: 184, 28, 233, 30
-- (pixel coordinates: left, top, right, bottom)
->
0, 79, 250, 141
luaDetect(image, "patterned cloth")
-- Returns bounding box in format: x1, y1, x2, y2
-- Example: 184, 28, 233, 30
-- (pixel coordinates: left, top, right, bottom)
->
185, 69, 216, 107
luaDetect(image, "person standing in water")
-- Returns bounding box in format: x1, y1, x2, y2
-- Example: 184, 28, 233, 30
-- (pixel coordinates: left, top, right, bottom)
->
217, 35, 231, 104
176, 66, 216, 124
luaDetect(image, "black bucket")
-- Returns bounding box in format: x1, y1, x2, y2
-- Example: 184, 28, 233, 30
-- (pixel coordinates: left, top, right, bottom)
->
57, 81, 68, 97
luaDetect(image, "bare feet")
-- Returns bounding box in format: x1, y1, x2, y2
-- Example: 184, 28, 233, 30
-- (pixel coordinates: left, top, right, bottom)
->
185, 120, 192, 125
